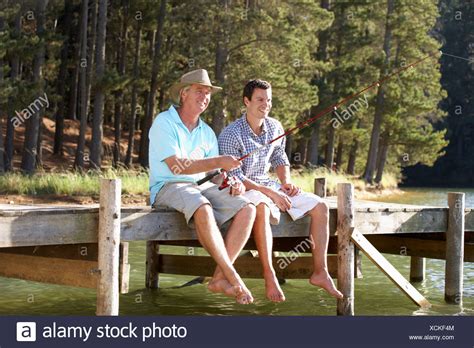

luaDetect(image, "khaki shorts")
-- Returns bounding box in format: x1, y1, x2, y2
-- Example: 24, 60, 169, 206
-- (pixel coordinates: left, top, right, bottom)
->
153, 181, 251, 226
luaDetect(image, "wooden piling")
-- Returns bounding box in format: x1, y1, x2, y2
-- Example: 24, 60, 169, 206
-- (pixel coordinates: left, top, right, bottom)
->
314, 177, 327, 198
146, 241, 160, 288
337, 183, 355, 316
410, 257, 425, 282
96, 179, 121, 316
445, 192, 465, 304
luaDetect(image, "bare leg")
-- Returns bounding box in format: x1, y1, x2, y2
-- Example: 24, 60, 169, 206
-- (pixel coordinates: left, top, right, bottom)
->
251, 203, 285, 302
200, 204, 256, 304
308, 202, 343, 299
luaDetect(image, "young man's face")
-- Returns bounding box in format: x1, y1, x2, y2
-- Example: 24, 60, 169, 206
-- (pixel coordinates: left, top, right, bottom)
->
181, 84, 212, 115
244, 87, 272, 120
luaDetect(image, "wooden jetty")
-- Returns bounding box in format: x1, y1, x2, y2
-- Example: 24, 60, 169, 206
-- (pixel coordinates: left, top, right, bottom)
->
0, 178, 472, 315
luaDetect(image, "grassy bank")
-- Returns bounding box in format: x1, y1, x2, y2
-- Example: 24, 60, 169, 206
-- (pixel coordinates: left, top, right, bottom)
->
0, 167, 399, 198
0, 169, 149, 196
290, 167, 399, 196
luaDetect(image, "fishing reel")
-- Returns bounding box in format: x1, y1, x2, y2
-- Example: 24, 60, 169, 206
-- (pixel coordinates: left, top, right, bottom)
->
218, 173, 240, 191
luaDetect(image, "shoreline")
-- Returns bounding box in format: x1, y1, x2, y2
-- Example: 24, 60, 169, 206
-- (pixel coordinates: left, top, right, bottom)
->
0, 187, 406, 207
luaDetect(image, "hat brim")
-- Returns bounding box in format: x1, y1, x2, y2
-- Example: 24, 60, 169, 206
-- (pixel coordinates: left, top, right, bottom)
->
169, 82, 222, 104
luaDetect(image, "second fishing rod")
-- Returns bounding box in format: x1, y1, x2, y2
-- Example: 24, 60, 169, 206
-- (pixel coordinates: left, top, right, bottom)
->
197, 50, 441, 189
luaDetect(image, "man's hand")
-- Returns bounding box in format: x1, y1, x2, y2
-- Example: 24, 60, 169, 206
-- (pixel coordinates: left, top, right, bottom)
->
280, 183, 301, 197
217, 155, 241, 171
267, 189, 292, 211
229, 177, 246, 196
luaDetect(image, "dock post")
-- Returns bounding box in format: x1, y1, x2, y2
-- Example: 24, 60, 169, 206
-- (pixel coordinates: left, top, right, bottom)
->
96, 178, 121, 316
146, 241, 160, 288
410, 257, 425, 282
337, 183, 355, 316
445, 192, 465, 304
314, 177, 327, 198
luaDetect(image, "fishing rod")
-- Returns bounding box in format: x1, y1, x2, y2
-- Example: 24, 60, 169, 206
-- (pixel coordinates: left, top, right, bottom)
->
197, 49, 442, 188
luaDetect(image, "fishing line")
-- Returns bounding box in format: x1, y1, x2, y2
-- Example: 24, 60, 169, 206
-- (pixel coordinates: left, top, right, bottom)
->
197, 50, 463, 187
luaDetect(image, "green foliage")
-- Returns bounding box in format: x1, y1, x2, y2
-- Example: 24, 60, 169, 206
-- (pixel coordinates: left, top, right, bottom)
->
0, 0, 462, 185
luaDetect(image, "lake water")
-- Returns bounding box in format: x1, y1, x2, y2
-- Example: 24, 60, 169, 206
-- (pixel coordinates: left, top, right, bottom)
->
0, 188, 472, 316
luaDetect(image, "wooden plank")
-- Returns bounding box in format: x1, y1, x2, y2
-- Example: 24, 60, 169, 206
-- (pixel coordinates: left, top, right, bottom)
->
2, 206, 473, 248
96, 179, 121, 316
337, 183, 355, 316
366, 235, 474, 262
0, 212, 98, 247
0, 253, 98, 288
351, 229, 431, 308
158, 254, 338, 279
353, 209, 448, 234
0, 243, 98, 261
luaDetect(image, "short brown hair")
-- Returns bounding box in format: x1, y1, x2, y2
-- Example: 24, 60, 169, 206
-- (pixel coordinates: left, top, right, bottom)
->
243, 79, 271, 102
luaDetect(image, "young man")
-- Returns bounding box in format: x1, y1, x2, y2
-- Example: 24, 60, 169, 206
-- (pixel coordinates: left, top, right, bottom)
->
149, 69, 256, 304
218, 79, 343, 302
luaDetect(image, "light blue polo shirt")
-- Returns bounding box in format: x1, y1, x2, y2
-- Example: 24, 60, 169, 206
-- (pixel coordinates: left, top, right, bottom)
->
149, 105, 218, 205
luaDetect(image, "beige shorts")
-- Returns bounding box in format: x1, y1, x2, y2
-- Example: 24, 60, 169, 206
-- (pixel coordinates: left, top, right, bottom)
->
153, 181, 251, 226
244, 189, 323, 224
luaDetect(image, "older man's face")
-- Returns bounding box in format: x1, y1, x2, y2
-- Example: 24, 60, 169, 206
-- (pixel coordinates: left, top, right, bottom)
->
181, 84, 212, 115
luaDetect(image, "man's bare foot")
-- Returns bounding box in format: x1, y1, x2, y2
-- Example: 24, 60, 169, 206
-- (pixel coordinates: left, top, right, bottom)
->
309, 271, 343, 299
208, 278, 254, 304
264, 272, 286, 302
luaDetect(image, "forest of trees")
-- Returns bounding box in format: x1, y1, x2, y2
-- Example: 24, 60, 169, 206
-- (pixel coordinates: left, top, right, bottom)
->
0, 0, 466, 185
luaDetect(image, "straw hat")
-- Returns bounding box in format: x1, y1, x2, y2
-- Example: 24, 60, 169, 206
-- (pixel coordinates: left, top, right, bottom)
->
169, 69, 222, 104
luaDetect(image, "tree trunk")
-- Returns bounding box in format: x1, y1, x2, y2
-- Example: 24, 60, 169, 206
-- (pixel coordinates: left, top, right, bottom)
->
325, 123, 335, 168
285, 134, 293, 164
335, 139, 343, 171
347, 139, 358, 175
113, 0, 129, 168
140, 0, 166, 168
89, 0, 108, 170
295, 138, 308, 165
67, 42, 80, 120
307, 118, 320, 165
74, 0, 89, 170
21, 0, 48, 174
67, 8, 84, 122
0, 17, 5, 173
86, 0, 98, 123
363, 0, 394, 183
36, 113, 43, 168
308, 0, 330, 167
125, 18, 142, 167
212, 0, 230, 135
137, 31, 155, 165
375, 131, 389, 183
5, 9, 22, 171
53, 0, 74, 156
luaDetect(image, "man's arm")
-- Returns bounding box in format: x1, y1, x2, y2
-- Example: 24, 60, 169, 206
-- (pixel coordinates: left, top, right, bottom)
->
164, 155, 240, 175
275, 165, 291, 185
241, 176, 292, 211
275, 164, 300, 197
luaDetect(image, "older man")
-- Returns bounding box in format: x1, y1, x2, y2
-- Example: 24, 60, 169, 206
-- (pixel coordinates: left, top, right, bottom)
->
149, 69, 256, 304
218, 79, 343, 302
